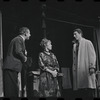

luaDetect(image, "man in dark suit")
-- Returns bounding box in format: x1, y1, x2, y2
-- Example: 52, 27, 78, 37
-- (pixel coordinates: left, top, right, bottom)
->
3, 27, 31, 97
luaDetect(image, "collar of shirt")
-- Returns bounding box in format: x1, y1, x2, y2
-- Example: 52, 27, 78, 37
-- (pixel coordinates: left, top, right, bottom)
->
20, 35, 25, 41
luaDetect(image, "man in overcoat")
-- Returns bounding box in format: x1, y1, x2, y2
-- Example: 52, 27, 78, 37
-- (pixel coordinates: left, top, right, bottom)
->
3, 27, 31, 97
72, 28, 96, 99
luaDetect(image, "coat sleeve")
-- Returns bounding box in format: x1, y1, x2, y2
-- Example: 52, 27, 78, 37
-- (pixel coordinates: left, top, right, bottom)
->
38, 52, 47, 71
87, 40, 96, 69
14, 39, 26, 62
52, 53, 60, 72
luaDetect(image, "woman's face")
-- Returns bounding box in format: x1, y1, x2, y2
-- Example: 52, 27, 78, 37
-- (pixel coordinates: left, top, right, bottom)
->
46, 41, 52, 50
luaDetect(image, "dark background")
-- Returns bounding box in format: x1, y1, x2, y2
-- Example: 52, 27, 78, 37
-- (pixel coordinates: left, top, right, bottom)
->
0, 0, 99, 70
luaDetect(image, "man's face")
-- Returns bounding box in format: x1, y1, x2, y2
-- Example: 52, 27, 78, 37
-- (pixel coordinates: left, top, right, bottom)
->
73, 31, 81, 41
25, 30, 31, 40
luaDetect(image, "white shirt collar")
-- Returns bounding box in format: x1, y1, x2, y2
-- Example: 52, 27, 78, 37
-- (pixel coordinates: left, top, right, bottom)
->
20, 35, 25, 41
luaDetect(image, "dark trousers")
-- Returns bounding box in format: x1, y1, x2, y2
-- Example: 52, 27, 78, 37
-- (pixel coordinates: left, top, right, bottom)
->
21, 67, 27, 97
73, 88, 95, 100
3, 69, 19, 97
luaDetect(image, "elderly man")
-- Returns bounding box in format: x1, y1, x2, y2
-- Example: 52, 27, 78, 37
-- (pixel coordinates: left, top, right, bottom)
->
3, 27, 31, 97
72, 28, 96, 99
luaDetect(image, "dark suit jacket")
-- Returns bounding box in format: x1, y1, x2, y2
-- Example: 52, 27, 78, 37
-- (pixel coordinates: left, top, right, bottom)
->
3, 35, 26, 72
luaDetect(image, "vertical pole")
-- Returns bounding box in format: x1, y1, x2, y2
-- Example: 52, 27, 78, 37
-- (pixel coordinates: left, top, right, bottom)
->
95, 17, 100, 97
0, 11, 3, 97
97, 17, 100, 69
42, 4, 46, 38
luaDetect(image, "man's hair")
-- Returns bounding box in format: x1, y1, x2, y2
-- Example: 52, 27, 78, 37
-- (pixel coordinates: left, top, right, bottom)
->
74, 28, 83, 37
19, 27, 29, 35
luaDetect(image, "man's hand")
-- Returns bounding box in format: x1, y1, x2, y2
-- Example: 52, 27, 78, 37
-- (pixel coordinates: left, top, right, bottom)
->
25, 50, 27, 56
24, 56, 27, 62
89, 68, 95, 75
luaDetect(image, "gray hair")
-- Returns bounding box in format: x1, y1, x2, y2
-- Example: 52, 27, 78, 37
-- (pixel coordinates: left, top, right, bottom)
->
19, 27, 30, 35
40, 38, 51, 49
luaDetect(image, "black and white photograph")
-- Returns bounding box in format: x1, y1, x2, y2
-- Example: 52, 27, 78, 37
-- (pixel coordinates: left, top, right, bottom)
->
0, 0, 100, 100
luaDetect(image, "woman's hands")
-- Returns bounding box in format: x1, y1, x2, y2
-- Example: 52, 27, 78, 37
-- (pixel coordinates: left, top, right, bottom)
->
45, 67, 58, 77
51, 70, 58, 77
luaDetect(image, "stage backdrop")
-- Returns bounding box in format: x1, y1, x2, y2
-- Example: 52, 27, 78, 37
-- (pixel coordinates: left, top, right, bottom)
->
0, 12, 3, 96
2, 4, 99, 95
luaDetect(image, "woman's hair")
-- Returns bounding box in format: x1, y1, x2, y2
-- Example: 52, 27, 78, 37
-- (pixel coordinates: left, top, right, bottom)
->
40, 38, 51, 49
74, 28, 83, 37
19, 27, 29, 35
